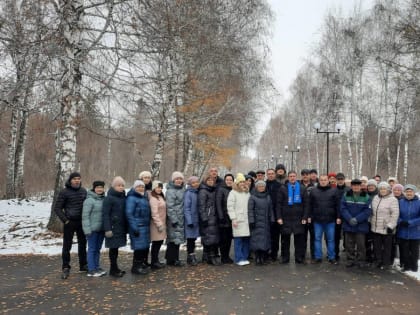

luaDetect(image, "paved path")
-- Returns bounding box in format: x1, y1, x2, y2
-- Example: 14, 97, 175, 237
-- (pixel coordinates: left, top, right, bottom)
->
0, 253, 419, 314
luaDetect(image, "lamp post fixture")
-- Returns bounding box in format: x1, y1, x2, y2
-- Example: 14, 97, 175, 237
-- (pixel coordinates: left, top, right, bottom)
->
284, 145, 300, 171
314, 122, 342, 175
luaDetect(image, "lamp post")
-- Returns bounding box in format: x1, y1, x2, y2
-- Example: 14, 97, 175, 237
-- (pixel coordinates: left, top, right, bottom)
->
314, 122, 342, 174
284, 145, 300, 171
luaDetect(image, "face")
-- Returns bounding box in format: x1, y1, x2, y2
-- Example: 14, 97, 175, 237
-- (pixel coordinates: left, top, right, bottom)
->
405, 189, 415, 199
393, 188, 402, 197
267, 170, 275, 181
142, 176, 151, 184
70, 177, 81, 187
367, 185, 376, 192
288, 173, 297, 184
135, 185, 145, 194
190, 180, 200, 189
301, 173, 309, 182
319, 175, 329, 187
174, 177, 183, 186
246, 178, 252, 188
374, 176, 381, 183
256, 173, 265, 181
114, 182, 125, 192
209, 168, 218, 178
256, 184, 265, 192
379, 187, 389, 196
310, 173, 317, 181
225, 176, 234, 187
206, 178, 215, 187
238, 181, 247, 191
329, 177, 337, 186
94, 186, 104, 195
276, 169, 285, 176
337, 178, 345, 186
388, 180, 395, 187
351, 184, 361, 193
154, 186, 163, 194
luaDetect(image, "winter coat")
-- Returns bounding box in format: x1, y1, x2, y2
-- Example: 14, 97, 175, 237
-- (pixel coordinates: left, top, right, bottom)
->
340, 190, 372, 234
336, 184, 350, 199
103, 187, 127, 248
370, 193, 399, 235
125, 189, 151, 250
248, 190, 273, 251
276, 183, 309, 235
184, 187, 200, 239
215, 183, 232, 228
397, 195, 420, 240
198, 183, 219, 246
149, 194, 167, 241
82, 190, 105, 235
265, 179, 281, 219
166, 181, 185, 245
309, 186, 341, 224
54, 180, 87, 223
227, 188, 250, 237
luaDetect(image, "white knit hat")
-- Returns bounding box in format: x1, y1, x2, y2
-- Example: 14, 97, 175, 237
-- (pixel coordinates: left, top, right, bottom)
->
138, 171, 152, 179
171, 171, 184, 181
133, 180, 145, 188
111, 176, 125, 187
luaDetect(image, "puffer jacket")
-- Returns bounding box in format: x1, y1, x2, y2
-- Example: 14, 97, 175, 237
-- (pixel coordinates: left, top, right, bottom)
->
54, 179, 87, 222
82, 190, 105, 235
397, 195, 420, 240
149, 194, 167, 241
184, 186, 199, 239
125, 188, 151, 250
309, 185, 340, 224
215, 183, 232, 227
166, 181, 185, 245
248, 190, 273, 251
227, 188, 250, 237
370, 193, 399, 235
340, 190, 372, 234
103, 187, 127, 248
198, 182, 219, 246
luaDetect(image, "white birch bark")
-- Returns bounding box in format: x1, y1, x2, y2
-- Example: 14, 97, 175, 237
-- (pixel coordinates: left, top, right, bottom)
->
346, 135, 356, 179
386, 133, 392, 178
338, 134, 343, 172
394, 130, 403, 178
403, 127, 408, 185
150, 133, 164, 179
14, 109, 29, 199
6, 110, 18, 199
358, 131, 364, 177
374, 128, 381, 176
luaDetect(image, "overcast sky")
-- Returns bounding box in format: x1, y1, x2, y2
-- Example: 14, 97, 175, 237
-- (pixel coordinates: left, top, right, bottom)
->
268, 0, 374, 99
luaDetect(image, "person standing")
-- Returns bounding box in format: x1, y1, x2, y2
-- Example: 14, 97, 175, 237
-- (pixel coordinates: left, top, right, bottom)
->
340, 179, 372, 268
370, 182, 399, 270
54, 172, 88, 279
208, 167, 224, 187
300, 169, 315, 262
265, 168, 282, 262
276, 171, 309, 264
309, 175, 341, 264
103, 176, 127, 277
216, 173, 235, 264
227, 173, 251, 266
309, 169, 318, 186
366, 179, 378, 263
149, 180, 167, 270
335, 172, 349, 261
184, 176, 200, 266
126, 180, 151, 275
397, 185, 420, 272
82, 180, 106, 277
138, 171, 153, 192
275, 164, 287, 185
165, 171, 186, 266
248, 180, 273, 265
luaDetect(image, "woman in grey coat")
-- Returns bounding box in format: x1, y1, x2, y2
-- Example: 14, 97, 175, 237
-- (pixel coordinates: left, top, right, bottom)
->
248, 180, 273, 265
165, 171, 186, 266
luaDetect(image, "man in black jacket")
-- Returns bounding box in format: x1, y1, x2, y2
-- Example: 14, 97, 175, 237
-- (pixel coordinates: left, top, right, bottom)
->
54, 172, 87, 279
266, 168, 281, 261
309, 174, 341, 264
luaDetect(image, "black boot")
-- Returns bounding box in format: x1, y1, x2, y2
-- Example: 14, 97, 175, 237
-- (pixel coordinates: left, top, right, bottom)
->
61, 268, 70, 279
187, 254, 198, 266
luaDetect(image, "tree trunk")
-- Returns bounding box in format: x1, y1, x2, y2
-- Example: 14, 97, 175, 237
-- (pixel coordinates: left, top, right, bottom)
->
403, 127, 408, 185
346, 134, 356, 179
6, 110, 18, 199
374, 128, 381, 176
386, 133, 392, 178
14, 109, 29, 199
338, 134, 343, 172
151, 133, 164, 179
358, 130, 364, 177
183, 137, 195, 177
394, 129, 403, 178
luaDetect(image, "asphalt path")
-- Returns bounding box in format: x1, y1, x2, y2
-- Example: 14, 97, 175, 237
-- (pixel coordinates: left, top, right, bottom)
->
0, 252, 419, 314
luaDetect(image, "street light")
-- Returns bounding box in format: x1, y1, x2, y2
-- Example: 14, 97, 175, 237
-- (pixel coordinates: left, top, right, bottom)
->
285, 145, 300, 171
314, 122, 342, 174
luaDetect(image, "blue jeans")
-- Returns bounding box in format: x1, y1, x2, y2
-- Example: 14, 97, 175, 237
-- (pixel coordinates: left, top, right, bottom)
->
87, 231, 105, 271
314, 222, 335, 260
234, 237, 250, 263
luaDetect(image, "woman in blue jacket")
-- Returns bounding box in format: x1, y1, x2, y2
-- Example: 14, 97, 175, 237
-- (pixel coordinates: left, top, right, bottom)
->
397, 184, 420, 272
184, 176, 200, 266
126, 180, 151, 275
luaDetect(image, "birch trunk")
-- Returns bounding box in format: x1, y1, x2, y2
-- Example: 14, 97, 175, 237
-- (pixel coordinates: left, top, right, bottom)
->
386, 133, 392, 178
355, 135, 359, 178
183, 137, 195, 177
358, 131, 364, 177
151, 133, 164, 179
346, 135, 356, 179
403, 127, 408, 185
374, 129, 381, 176
14, 109, 29, 199
338, 134, 343, 172
315, 134, 320, 171
394, 130, 403, 178
6, 110, 18, 199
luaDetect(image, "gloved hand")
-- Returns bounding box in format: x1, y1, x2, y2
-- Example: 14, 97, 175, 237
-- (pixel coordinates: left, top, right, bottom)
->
399, 220, 409, 227
133, 230, 140, 237
249, 222, 256, 230
187, 224, 194, 228
172, 222, 178, 228
349, 218, 358, 226
157, 225, 164, 233
201, 221, 209, 228
105, 230, 113, 238
386, 227, 393, 234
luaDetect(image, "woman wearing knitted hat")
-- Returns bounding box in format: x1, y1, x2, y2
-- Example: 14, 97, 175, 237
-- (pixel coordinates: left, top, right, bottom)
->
392, 184, 404, 200
165, 171, 186, 266
227, 173, 251, 266
370, 182, 399, 269
103, 176, 127, 277
397, 185, 420, 272
126, 180, 151, 275
184, 176, 200, 266
149, 180, 167, 269
138, 171, 153, 191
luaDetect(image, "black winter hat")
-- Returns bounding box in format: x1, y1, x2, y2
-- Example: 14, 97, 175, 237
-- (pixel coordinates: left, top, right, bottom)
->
309, 169, 318, 174
336, 172, 345, 180
68, 172, 81, 181
248, 171, 257, 178
92, 180, 105, 190
301, 169, 310, 175
275, 164, 286, 172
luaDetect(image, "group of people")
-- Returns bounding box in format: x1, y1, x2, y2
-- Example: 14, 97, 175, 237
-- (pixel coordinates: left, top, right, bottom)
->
53, 165, 420, 280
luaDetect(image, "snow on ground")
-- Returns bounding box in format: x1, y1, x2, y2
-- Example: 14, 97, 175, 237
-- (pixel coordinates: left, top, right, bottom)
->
0, 199, 418, 281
